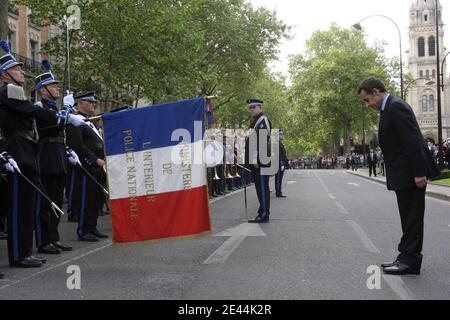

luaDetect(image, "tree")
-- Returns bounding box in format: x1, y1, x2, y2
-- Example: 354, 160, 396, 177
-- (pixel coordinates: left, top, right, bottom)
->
0, 0, 9, 40
288, 24, 395, 156
16, 0, 289, 114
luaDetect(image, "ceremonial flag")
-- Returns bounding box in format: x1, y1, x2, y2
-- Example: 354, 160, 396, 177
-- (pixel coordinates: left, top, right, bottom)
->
103, 97, 211, 243
206, 99, 214, 129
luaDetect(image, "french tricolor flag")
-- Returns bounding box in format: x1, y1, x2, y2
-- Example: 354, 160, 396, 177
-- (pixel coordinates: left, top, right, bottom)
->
103, 97, 211, 243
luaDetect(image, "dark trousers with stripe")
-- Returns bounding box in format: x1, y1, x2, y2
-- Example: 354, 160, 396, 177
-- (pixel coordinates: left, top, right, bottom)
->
395, 187, 426, 267
72, 167, 104, 237
0, 179, 8, 232
252, 167, 270, 217
66, 167, 76, 218
6, 171, 37, 264
275, 169, 284, 196
35, 173, 66, 247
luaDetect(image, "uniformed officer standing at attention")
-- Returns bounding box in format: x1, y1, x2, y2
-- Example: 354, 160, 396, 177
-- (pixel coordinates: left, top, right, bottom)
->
245, 99, 272, 223
275, 130, 288, 198
0, 39, 85, 268
66, 92, 108, 241
34, 60, 79, 254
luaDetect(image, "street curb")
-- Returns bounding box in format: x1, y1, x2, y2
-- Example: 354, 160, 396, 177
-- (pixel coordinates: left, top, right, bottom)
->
346, 171, 450, 202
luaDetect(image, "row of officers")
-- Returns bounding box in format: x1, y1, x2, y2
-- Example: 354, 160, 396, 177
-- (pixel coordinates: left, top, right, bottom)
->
0, 39, 108, 278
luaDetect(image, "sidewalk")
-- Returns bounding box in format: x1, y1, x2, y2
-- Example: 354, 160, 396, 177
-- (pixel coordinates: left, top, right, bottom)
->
347, 170, 450, 202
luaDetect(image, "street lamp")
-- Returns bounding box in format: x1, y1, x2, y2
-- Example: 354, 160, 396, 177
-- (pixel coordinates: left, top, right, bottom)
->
63, 5, 81, 92
403, 77, 433, 99
353, 15, 404, 100
439, 51, 450, 91
434, 0, 444, 169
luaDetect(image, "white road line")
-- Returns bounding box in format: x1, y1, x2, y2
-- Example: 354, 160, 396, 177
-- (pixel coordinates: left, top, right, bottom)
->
346, 220, 380, 253
0, 241, 113, 291
328, 193, 336, 200
314, 172, 330, 193
335, 202, 349, 215
203, 223, 266, 265
382, 275, 416, 300
203, 236, 247, 264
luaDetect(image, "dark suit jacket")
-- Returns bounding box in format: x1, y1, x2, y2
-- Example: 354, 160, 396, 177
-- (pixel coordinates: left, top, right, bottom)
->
378, 95, 439, 191
367, 153, 378, 165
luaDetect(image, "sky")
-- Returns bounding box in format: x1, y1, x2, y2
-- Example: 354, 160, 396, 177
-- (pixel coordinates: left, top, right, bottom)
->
248, 0, 450, 75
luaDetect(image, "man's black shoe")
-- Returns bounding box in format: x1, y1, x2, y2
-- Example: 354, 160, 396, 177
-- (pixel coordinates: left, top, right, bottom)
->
248, 215, 269, 223
0, 231, 7, 240
10, 257, 43, 268
38, 244, 61, 254
276, 194, 287, 198
78, 233, 99, 242
30, 256, 47, 264
52, 241, 73, 251
92, 230, 108, 239
0, 272, 4, 279
68, 215, 79, 222
383, 262, 420, 275
381, 260, 398, 268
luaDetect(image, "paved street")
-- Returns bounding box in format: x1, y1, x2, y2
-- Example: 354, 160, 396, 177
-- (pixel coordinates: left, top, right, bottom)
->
1, 169, 450, 300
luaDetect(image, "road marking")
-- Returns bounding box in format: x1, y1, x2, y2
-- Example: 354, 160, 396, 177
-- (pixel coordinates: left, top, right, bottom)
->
328, 193, 336, 200
348, 182, 360, 187
0, 241, 113, 291
382, 275, 416, 300
335, 202, 349, 215
287, 181, 297, 185
346, 220, 380, 253
203, 223, 266, 264
314, 172, 330, 193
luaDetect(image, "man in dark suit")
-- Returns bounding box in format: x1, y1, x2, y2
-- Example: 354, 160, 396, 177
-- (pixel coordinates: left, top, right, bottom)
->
358, 77, 439, 275
367, 148, 378, 177
275, 130, 288, 198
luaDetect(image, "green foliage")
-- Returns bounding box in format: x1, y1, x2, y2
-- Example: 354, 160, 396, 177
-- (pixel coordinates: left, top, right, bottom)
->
15, 0, 289, 113
287, 24, 395, 156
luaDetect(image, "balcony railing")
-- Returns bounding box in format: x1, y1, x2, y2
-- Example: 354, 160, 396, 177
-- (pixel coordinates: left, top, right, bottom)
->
10, 52, 42, 75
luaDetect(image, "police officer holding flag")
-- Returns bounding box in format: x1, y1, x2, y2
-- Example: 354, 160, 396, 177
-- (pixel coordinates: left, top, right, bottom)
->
0, 39, 85, 268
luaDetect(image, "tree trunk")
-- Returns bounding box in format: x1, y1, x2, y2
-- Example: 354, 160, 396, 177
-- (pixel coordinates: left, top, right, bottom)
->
0, 0, 8, 40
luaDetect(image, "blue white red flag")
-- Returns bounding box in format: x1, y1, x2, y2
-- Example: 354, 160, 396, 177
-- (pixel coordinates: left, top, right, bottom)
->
102, 97, 211, 243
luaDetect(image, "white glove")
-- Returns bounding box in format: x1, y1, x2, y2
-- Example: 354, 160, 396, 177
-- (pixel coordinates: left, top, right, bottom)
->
3, 156, 21, 173
281, 166, 285, 172
63, 91, 75, 110
67, 114, 86, 127
68, 150, 80, 165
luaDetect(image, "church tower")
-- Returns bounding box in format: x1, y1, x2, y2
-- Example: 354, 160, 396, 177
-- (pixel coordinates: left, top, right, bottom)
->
406, 0, 450, 142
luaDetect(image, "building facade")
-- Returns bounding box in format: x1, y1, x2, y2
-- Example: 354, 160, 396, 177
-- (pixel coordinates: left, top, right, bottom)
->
406, 0, 450, 142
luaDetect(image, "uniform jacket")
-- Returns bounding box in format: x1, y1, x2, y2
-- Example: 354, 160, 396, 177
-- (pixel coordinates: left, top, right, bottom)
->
0, 85, 61, 173
36, 99, 69, 175
245, 112, 272, 167
379, 95, 439, 191
367, 152, 378, 165
279, 141, 288, 167
65, 112, 104, 173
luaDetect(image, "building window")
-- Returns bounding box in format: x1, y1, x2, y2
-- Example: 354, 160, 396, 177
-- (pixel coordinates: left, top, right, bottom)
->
418, 37, 425, 57
420, 70, 424, 78
7, 31, 16, 53
432, 69, 436, 79
29, 40, 38, 62
429, 36, 436, 56
429, 95, 435, 112
426, 70, 430, 79
422, 95, 428, 112
424, 14, 428, 22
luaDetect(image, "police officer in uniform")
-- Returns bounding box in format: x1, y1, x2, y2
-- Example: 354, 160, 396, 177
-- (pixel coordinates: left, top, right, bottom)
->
0, 39, 85, 267
245, 99, 272, 223
34, 61, 78, 254
66, 92, 108, 241
275, 130, 288, 198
